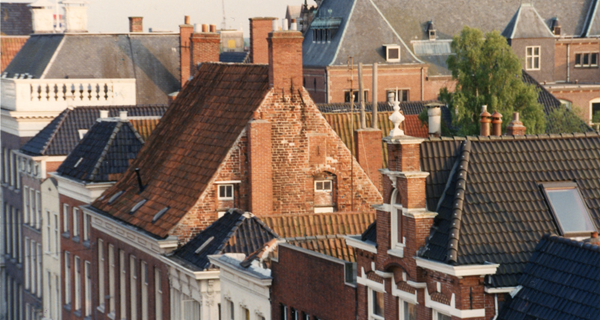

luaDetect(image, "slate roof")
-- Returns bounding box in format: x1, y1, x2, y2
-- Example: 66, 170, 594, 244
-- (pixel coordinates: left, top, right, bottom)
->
219, 51, 249, 63
0, 3, 32, 35
317, 100, 442, 115
56, 119, 145, 183
420, 133, 600, 287
261, 212, 375, 239
1, 36, 28, 72
584, 0, 600, 37
286, 234, 357, 262
20, 105, 167, 156
498, 234, 600, 320
502, 3, 556, 39
171, 210, 280, 271
3, 33, 181, 104
360, 220, 377, 244
92, 63, 271, 238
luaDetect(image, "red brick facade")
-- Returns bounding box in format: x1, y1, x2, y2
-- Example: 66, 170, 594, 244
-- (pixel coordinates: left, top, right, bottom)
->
355, 128, 383, 192
248, 118, 274, 215
190, 31, 220, 76
268, 30, 304, 90
250, 17, 276, 64
128, 17, 143, 33
179, 17, 193, 87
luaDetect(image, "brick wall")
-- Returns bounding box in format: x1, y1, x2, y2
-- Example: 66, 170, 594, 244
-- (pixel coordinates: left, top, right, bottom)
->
355, 129, 383, 192
248, 118, 273, 215
554, 40, 600, 84
268, 30, 304, 90
249, 17, 276, 64
271, 245, 356, 320
190, 32, 220, 76
549, 88, 600, 121
510, 38, 555, 84
303, 68, 328, 103
128, 17, 143, 33
179, 19, 194, 87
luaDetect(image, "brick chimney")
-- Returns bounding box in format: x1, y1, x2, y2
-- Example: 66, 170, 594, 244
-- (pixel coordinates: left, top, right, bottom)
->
491, 111, 502, 136
190, 24, 220, 76
248, 112, 273, 216
129, 17, 143, 32
179, 16, 193, 86
355, 128, 383, 192
249, 17, 277, 64
506, 112, 526, 135
268, 22, 304, 90
480, 105, 491, 136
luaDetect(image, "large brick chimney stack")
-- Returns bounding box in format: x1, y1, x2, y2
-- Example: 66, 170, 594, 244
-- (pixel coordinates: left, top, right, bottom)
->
129, 17, 143, 32
248, 111, 273, 216
190, 24, 220, 77
249, 17, 277, 64
179, 16, 193, 86
268, 21, 304, 90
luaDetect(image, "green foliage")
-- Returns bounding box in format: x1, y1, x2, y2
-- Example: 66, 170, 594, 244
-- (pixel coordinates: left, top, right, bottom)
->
593, 111, 600, 124
441, 26, 546, 136
546, 104, 589, 134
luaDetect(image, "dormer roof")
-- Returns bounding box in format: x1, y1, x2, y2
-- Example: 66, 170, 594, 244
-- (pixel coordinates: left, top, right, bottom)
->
502, 3, 556, 39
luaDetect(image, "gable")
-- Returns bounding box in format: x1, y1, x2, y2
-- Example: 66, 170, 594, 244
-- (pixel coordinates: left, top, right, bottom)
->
502, 3, 555, 39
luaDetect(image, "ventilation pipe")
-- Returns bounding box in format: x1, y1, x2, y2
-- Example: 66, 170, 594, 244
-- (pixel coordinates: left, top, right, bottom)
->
426, 102, 443, 137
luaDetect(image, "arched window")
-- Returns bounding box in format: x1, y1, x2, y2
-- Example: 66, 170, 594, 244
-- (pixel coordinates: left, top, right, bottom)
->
390, 189, 404, 253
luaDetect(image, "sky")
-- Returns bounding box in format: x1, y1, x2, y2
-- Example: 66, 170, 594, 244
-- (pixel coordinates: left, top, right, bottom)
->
8, 0, 315, 37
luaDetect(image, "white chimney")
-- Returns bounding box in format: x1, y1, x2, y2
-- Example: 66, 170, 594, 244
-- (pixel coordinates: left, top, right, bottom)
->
426, 103, 443, 137
99, 110, 109, 119
119, 111, 128, 121
61, 0, 89, 33
282, 19, 289, 31
29, 0, 54, 33
272, 19, 278, 31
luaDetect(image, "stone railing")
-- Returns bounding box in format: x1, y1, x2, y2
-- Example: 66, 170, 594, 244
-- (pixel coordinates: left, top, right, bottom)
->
1, 78, 136, 112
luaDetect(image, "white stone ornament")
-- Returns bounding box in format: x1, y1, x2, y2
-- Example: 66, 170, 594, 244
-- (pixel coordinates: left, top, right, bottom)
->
388, 96, 405, 137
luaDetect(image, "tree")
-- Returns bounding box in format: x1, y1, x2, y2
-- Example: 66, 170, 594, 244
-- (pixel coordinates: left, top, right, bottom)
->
546, 104, 590, 134
440, 26, 546, 135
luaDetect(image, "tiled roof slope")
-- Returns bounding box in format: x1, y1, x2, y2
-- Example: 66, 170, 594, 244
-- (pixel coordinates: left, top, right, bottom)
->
20, 105, 167, 156
4, 34, 182, 104
219, 51, 249, 63
128, 119, 161, 140
498, 235, 600, 320
0, 3, 32, 35
92, 63, 271, 238
56, 119, 145, 182
286, 235, 357, 262
261, 212, 375, 238
171, 210, 280, 271
317, 100, 442, 115
421, 133, 600, 287
502, 3, 556, 39
1, 36, 28, 72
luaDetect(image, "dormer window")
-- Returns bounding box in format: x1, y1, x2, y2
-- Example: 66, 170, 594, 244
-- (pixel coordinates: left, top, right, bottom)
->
427, 21, 436, 40
541, 182, 597, 236
216, 181, 240, 215
383, 44, 401, 62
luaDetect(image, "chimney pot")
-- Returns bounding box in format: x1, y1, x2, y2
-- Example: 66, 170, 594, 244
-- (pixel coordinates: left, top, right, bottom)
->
282, 19, 289, 31
128, 17, 143, 33
506, 112, 526, 136
491, 111, 503, 136
99, 110, 109, 119
426, 103, 443, 137
119, 111, 128, 121
184, 15, 190, 25
201, 24, 209, 33
480, 105, 491, 136
209, 24, 217, 33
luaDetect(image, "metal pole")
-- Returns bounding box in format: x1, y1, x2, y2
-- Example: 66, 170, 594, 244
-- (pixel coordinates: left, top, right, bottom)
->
358, 63, 365, 129
372, 63, 378, 129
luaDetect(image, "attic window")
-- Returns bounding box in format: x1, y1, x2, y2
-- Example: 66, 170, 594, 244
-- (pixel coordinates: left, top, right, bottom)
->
74, 157, 84, 168
108, 191, 124, 204
151, 207, 169, 223
130, 199, 147, 214
383, 44, 401, 62
541, 182, 597, 236
194, 236, 215, 254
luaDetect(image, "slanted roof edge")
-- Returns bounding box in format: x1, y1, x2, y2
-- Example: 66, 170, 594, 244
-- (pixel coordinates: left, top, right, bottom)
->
446, 140, 470, 264
40, 35, 66, 79
531, 5, 557, 38
40, 108, 71, 155
89, 121, 122, 181
329, 0, 358, 66
584, 0, 599, 36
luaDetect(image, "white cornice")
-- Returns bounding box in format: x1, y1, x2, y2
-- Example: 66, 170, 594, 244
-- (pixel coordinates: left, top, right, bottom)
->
415, 257, 499, 277
208, 255, 272, 288
425, 287, 485, 318
403, 208, 438, 219
382, 135, 425, 145
51, 172, 114, 204
345, 235, 377, 254
380, 169, 430, 180
162, 256, 220, 281
484, 286, 516, 294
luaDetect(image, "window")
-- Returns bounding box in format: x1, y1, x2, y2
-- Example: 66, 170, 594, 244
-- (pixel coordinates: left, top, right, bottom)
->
37, 243, 42, 297
141, 261, 148, 320
386, 89, 409, 102
65, 251, 71, 305
344, 90, 369, 103
314, 177, 335, 213
390, 189, 404, 253
155, 268, 163, 320
98, 239, 105, 310
55, 275, 60, 320
281, 304, 288, 320
75, 256, 81, 311
227, 300, 234, 320
63, 204, 69, 234
241, 307, 250, 320
46, 211, 51, 252
83, 213, 90, 242
24, 238, 30, 290
291, 308, 298, 320
218, 184, 234, 200
72, 207, 79, 238
17, 209, 22, 263
400, 300, 416, 320
369, 289, 385, 320
592, 99, 600, 123
48, 271, 54, 319
85, 261, 92, 317
526, 46, 540, 70
433, 310, 451, 320
24, 186, 29, 224
30, 189, 35, 226
109, 244, 116, 315
36, 191, 41, 229
31, 241, 36, 295
130, 256, 137, 320
54, 213, 59, 255
384, 44, 401, 62
575, 52, 599, 68
541, 183, 596, 236
315, 180, 332, 192
120, 251, 126, 319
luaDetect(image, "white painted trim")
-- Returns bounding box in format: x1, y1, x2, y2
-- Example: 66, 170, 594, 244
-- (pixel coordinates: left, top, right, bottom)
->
345, 235, 377, 254
425, 287, 486, 318
51, 173, 114, 204
485, 286, 516, 294
403, 208, 438, 219
208, 255, 272, 288
357, 267, 385, 292
214, 180, 242, 184
415, 257, 499, 277
374, 270, 392, 278
391, 275, 418, 304
407, 280, 426, 289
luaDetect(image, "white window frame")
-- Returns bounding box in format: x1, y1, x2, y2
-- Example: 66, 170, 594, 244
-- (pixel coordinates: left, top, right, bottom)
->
218, 184, 234, 201
36, 191, 41, 229
108, 244, 116, 316
24, 237, 30, 290
155, 268, 163, 320
141, 261, 149, 320
30, 240, 36, 295
384, 44, 401, 62
63, 204, 69, 234
589, 97, 600, 124
23, 186, 29, 224
30, 189, 35, 227
130, 256, 137, 320
575, 52, 599, 68
83, 213, 91, 242
72, 207, 80, 238
314, 179, 332, 192
54, 212, 59, 257
526, 46, 541, 70
368, 287, 385, 320
65, 251, 71, 305
98, 239, 105, 311
120, 250, 126, 320
227, 299, 235, 320
37, 243, 42, 298
432, 309, 452, 320
390, 189, 406, 256
46, 211, 52, 253
75, 256, 81, 311
399, 298, 416, 320
84, 261, 91, 317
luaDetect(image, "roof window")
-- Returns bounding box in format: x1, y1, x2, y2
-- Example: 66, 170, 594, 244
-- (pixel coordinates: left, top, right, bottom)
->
151, 207, 169, 223
541, 182, 597, 236
195, 236, 215, 254
130, 199, 147, 214
383, 44, 401, 62
108, 191, 124, 204
74, 157, 84, 168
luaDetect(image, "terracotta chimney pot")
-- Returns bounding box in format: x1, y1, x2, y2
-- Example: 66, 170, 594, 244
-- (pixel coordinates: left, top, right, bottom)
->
506, 112, 526, 136
480, 105, 491, 136
491, 111, 503, 136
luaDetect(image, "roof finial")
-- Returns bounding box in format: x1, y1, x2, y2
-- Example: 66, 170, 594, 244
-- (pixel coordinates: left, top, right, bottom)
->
388, 87, 405, 137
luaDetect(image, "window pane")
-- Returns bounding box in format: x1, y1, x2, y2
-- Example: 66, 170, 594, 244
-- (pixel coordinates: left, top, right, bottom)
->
546, 188, 595, 233
534, 47, 539, 55
527, 47, 532, 55
226, 186, 232, 198
438, 313, 452, 320
219, 186, 225, 197
583, 53, 589, 65
324, 181, 331, 190
404, 301, 416, 320
534, 57, 539, 69
372, 290, 384, 316
527, 57, 532, 69
591, 53, 598, 65
316, 182, 323, 190
576, 53, 581, 65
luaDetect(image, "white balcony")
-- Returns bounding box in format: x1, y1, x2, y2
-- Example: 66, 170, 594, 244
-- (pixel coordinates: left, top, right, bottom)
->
1, 78, 136, 112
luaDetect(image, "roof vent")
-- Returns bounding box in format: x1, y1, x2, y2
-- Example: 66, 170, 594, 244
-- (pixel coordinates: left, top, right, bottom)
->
108, 191, 124, 204
130, 199, 147, 214
552, 18, 561, 36
195, 236, 215, 254
383, 44, 401, 62
427, 20, 436, 40
152, 207, 170, 223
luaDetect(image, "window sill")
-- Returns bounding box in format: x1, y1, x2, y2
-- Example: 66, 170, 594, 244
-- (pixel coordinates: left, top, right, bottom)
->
107, 312, 116, 319
83, 240, 91, 248
74, 309, 82, 317
72, 236, 80, 243
62, 232, 70, 239
387, 247, 404, 258
64, 304, 72, 312
97, 305, 105, 313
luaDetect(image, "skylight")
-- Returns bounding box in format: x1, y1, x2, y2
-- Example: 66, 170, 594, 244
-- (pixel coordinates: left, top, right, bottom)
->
542, 183, 597, 236
195, 236, 215, 254
130, 199, 147, 214
151, 207, 169, 223
74, 157, 84, 168
108, 191, 124, 204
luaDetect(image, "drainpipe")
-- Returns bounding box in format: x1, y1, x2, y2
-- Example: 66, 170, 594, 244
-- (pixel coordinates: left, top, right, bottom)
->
566, 43, 570, 83
421, 67, 424, 100
492, 293, 499, 320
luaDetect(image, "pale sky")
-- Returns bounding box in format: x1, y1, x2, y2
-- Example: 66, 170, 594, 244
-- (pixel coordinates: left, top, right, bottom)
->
6, 0, 315, 37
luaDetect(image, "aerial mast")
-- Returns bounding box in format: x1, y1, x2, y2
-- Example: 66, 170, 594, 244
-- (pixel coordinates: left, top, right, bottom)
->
221, 0, 227, 30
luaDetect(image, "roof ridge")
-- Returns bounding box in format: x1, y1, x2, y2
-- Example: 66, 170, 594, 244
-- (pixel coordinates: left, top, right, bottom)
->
445, 139, 471, 264
544, 233, 600, 253
214, 213, 247, 256
250, 215, 282, 239
39, 108, 71, 155
124, 120, 146, 145
89, 121, 121, 181
582, 0, 599, 37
